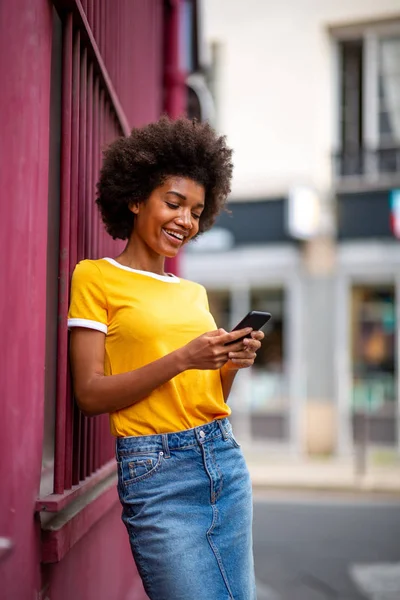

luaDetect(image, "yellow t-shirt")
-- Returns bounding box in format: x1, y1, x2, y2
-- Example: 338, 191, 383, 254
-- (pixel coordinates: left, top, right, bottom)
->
67, 257, 230, 436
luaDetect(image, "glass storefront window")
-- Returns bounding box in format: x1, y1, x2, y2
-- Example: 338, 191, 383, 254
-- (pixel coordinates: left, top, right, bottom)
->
248, 289, 287, 413
207, 287, 289, 441
207, 290, 230, 332
249, 289, 289, 441
351, 285, 397, 445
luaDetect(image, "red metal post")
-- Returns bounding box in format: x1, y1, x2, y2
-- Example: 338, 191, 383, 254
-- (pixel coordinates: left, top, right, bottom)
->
164, 0, 186, 119
164, 0, 187, 275
54, 14, 74, 495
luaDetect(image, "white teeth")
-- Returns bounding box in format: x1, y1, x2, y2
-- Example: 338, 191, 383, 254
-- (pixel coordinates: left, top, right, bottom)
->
164, 229, 184, 240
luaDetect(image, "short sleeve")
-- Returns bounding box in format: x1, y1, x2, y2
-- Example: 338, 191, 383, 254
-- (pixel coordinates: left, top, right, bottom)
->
68, 260, 108, 334
201, 285, 210, 311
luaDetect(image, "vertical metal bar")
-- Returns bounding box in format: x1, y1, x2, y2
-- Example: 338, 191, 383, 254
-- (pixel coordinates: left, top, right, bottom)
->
101, 0, 106, 70
95, 0, 101, 51
106, 103, 112, 256
69, 31, 80, 282
87, 0, 94, 33
92, 77, 100, 262
164, 0, 186, 118
78, 49, 87, 262
87, 419, 93, 476
121, 0, 126, 119
116, 0, 120, 94
79, 409, 88, 481
78, 47, 88, 480
70, 28, 82, 488
86, 60, 95, 475
65, 27, 82, 490
93, 0, 98, 44
108, 0, 113, 89
108, 0, 113, 78
98, 88, 105, 258
54, 13, 73, 495
72, 396, 81, 484
86, 61, 94, 258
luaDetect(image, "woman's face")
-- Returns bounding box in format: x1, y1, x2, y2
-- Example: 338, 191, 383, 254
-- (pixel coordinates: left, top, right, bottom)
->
129, 176, 205, 258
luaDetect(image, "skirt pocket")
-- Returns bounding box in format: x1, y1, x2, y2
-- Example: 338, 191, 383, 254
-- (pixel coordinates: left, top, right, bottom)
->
118, 451, 165, 487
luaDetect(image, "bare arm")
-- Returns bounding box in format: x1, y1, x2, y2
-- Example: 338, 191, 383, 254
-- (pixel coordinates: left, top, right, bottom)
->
219, 365, 239, 401
69, 326, 252, 416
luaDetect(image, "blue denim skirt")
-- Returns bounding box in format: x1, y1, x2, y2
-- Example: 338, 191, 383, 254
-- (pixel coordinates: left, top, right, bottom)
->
116, 417, 256, 600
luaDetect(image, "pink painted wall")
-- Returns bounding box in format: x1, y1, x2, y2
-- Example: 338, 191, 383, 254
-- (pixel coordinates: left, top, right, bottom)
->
0, 1, 184, 597
0, 1, 151, 598
44, 500, 148, 600
0, 0, 53, 596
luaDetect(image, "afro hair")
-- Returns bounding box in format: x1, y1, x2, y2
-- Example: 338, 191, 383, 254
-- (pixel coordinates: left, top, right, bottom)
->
96, 115, 233, 240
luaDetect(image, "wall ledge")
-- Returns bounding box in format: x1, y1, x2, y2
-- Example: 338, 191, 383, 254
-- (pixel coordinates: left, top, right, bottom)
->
40, 471, 118, 563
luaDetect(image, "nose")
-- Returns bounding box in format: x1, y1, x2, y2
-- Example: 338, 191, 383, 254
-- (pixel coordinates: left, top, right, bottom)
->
175, 208, 193, 229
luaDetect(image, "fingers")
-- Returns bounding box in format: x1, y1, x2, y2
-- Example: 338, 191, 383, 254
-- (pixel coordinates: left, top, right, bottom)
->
228, 357, 255, 368
250, 330, 264, 341
219, 327, 253, 345
224, 329, 264, 370
242, 337, 261, 352
228, 349, 256, 360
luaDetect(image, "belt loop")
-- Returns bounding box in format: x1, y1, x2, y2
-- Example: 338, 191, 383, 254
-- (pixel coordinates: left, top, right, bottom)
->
162, 434, 170, 458
217, 419, 228, 440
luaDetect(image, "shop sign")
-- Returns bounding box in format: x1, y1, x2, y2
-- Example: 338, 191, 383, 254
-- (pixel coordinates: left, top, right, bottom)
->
389, 189, 400, 239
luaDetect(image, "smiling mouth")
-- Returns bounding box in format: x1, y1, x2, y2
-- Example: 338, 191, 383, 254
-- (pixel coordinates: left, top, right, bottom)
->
162, 228, 185, 244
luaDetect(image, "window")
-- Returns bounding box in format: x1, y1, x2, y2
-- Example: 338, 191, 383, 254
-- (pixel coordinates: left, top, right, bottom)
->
207, 290, 230, 331
339, 40, 364, 176
335, 24, 400, 179
351, 285, 397, 445
249, 289, 288, 441
378, 37, 400, 171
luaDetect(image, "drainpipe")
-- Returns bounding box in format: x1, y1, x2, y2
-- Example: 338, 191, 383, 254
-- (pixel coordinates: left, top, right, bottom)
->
163, 0, 187, 275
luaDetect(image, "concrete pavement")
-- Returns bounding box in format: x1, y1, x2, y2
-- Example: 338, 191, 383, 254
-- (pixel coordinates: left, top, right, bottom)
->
242, 445, 400, 495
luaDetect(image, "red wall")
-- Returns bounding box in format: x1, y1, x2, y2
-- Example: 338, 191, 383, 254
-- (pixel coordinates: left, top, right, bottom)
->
0, 1, 53, 596
44, 501, 148, 600
0, 1, 161, 598
0, 0, 186, 596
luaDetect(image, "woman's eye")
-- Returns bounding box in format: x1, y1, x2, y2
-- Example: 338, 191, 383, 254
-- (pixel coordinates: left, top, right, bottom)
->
166, 202, 179, 209
192, 213, 201, 220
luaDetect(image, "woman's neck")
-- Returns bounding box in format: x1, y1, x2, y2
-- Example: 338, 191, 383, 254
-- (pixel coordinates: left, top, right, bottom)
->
115, 241, 167, 276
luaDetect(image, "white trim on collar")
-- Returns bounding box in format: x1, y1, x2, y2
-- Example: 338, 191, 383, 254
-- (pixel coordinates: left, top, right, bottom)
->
102, 257, 180, 283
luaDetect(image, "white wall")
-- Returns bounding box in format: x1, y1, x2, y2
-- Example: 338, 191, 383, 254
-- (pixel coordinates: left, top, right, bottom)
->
203, 0, 400, 199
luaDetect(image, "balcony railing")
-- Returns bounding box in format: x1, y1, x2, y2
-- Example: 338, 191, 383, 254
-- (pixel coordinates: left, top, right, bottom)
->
333, 146, 400, 179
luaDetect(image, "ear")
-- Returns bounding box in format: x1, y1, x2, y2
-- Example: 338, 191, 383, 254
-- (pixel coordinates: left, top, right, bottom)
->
129, 202, 140, 215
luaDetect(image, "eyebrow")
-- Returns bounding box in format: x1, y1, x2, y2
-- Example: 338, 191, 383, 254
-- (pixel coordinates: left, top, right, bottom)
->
166, 190, 204, 209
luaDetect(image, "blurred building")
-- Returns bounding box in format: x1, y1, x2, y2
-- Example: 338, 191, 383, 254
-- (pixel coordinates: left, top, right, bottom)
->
183, 0, 400, 457
0, 1, 206, 599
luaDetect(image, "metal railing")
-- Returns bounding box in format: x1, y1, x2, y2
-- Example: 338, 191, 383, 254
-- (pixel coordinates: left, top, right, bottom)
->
39, 0, 164, 509
333, 146, 400, 179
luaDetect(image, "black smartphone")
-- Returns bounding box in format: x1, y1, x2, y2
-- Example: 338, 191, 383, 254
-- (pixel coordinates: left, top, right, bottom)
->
225, 310, 272, 345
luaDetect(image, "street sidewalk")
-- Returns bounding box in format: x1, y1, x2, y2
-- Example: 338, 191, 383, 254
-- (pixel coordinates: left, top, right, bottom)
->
242, 445, 400, 495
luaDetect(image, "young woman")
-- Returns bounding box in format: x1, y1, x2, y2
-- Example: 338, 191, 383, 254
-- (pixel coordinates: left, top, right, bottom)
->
68, 116, 264, 600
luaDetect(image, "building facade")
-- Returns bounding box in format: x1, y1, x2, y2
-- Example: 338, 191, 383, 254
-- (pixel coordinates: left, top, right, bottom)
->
183, 0, 400, 456
0, 1, 204, 598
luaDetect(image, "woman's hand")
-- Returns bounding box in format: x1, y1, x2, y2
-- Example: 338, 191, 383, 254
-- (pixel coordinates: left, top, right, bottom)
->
224, 330, 264, 371
178, 327, 253, 371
